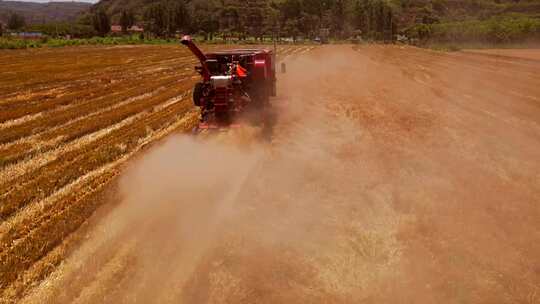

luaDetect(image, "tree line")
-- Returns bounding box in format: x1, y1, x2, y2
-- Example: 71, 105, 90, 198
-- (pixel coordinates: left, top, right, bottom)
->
4, 0, 538, 45
0, 0, 406, 42
3, 12, 27, 32
89, 0, 400, 41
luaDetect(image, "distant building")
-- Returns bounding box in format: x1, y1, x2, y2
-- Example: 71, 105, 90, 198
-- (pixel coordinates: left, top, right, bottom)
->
110, 25, 144, 34
129, 25, 144, 33
11, 32, 44, 39
111, 25, 122, 33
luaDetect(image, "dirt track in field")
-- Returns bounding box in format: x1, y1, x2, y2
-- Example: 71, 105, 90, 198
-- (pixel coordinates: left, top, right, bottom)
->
2, 44, 540, 303
466, 48, 540, 61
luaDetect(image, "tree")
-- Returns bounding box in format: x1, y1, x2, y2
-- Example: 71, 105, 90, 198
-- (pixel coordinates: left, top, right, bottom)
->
120, 10, 135, 33
93, 8, 111, 36
8, 13, 26, 31
143, 0, 190, 38
264, 6, 280, 40
169, 0, 191, 34
190, 0, 220, 40
303, 0, 326, 19
220, 7, 240, 38
241, 0, 270, 40
76, 13, 99, 38
331, 0, 348, 38
283, 19, 301, 41
278, 0, 302, 39
280, 0, 302, 21
144, 2, 168, 37
299, 12, 319, 38
353, 0, 397, 41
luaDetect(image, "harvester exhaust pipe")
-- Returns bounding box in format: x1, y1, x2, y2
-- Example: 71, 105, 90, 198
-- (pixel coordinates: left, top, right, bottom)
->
181, 35, 211, 81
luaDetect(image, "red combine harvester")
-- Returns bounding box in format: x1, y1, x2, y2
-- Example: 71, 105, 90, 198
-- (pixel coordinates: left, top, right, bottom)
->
181, 36, 277, 134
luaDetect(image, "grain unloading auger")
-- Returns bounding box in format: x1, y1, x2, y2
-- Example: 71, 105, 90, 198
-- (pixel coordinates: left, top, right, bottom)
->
181, 36, 278, 134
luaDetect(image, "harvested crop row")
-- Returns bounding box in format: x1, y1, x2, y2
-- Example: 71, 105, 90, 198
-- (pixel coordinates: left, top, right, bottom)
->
0, 143, 33, 168
39, 81, 196, 142
0, 58, 192, 106
1, 214, 92, 302
0, 169, 117, 290
1, 97, 185, 299
0, 95, 193, 222
0, 73, 191, 145
0, 56, 194, 105
0, 81, 195, 169
0, 47, 189, 82
0, 56, 197, 119
0, 56, 186, 92
0, 99, 178, 184
0, 44, 223, 88
1, 80, 125, 124
0, 101, 197, 289
0, 45, 191, 70
0, 94, 193, 221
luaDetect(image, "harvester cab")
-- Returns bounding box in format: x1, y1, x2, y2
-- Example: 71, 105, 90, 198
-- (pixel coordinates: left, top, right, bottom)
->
181, 36, 277, 133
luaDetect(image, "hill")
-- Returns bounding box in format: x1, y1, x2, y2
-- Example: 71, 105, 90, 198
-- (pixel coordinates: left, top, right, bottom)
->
0, 0, 92, 25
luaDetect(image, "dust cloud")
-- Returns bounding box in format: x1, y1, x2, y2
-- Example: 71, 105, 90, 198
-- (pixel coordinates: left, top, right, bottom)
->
106, 48, 403, 302
114, 135, 263, 302
106, 48, 400, 303
50, 47, 403, 303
